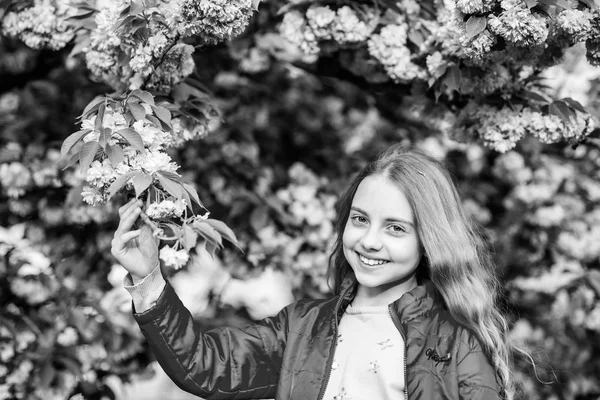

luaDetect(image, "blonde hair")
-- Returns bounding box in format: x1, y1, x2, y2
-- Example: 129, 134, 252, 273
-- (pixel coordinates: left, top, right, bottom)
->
328, 144, 518, 399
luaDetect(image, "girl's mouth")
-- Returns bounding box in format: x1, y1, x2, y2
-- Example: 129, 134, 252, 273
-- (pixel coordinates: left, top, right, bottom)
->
358, 253, 389, 266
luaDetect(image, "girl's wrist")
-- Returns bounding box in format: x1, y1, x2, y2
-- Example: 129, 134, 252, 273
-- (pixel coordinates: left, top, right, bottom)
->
131, 274, 147, 285
130, 263, 160, 284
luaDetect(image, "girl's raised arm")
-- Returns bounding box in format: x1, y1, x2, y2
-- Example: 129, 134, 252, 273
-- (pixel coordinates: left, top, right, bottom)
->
111, 199, 290, 399
133, 280, 290, 399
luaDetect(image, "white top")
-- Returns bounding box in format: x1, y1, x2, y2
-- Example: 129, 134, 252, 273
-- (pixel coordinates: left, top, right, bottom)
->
321, 304, 406, 400
124, 270, 406, 399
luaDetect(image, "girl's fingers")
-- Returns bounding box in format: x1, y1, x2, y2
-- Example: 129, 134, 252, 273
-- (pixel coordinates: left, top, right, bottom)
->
122, 206, 142, 231
118, 198, 142, 217
111, 229, 140, 256
118, 198, 138, 217
115, 206, 141, 235
120, 229, 141, 245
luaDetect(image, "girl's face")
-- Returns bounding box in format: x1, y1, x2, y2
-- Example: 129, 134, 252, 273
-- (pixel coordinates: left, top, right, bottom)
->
342, 174, 422, 305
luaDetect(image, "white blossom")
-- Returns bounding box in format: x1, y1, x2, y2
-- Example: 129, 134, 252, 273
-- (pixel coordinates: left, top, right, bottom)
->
368, 24, 426, 82
306, 6, 336, 39
488, 9, 548, 47
2, 2, 75, 50
146, 199, 187, 220
332, 6, 375, 44
160, 245, 190, 269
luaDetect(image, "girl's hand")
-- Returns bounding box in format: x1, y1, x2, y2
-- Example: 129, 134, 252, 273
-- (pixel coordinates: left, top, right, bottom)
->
111, 198, 159, 282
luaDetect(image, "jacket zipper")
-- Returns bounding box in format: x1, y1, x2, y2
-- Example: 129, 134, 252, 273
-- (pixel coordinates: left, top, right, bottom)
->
389, 305, 409, 400
316, 288, 348, 400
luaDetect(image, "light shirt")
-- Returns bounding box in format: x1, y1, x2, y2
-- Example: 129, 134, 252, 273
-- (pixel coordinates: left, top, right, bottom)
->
321, 304, 405, 400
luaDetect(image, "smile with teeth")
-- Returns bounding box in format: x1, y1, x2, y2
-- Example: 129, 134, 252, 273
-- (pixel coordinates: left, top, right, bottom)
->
358, 253, 389, 266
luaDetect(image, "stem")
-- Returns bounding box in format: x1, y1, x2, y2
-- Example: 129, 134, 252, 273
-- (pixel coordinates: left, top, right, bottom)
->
139, 210, 163, 237
142, 34, 182, 89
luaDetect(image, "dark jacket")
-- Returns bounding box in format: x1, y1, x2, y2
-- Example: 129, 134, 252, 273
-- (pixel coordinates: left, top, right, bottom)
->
133, 276, 502, 399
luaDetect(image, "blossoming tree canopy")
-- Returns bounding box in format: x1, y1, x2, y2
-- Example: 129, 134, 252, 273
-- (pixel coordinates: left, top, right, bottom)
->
276, 0, 600, 152
2, 1, 600, 398
38, 0, 264, 270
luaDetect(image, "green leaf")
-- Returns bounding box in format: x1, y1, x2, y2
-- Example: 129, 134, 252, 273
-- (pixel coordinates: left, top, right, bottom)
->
579, 0, 598, 10
562, 97, 587, 113
549, 101, 575, 124
79, 96, 104, 120
181, 223, 198, 251
588, 270, 600, 296
115, 128, 145, 153
99, 127, 112, 148
201, 239, 219, 259
39, 360, 56, 388
443, 65, 462, 93
56, 355, 82, 376
132, 172, 153, 198
61, 129, 91, 156
465, 16, 487, 40
250, 207, 270, 232
151, 105, 172, 128
66, 10, 95, 20
105, 144, 124, 165
252, 0, 261, 10
156, 174, 184, 199
145, 114, 162, 127
539, 0, 571, 8
204, 219, 240, 248
521, 90, 549, 103
94, 103, 106, 132
130, 89, 155, 106
79, 141, 100, 172
408, 29, 425, 46
129, 102, 146, 121
524, 0, 538, 7
193, 220, 222, 247
172, 83, 210, 103
108, 172, 134, 198
182, 182, 203, 207
157, 170, 181, 181
62, 152, 81, 170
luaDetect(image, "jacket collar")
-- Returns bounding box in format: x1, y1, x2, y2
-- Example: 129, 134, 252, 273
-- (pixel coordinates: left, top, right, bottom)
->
337, 273, 444, 323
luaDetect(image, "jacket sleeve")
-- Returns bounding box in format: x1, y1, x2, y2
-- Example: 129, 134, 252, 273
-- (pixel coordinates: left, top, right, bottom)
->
456, 329, 503, 400
133, 281, 290, 400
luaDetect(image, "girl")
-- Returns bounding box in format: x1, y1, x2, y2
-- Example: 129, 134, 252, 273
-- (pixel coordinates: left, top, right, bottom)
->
111, 144, 516, 399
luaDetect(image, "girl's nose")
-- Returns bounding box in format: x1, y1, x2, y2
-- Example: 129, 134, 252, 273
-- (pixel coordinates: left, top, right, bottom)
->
359, 227, 383, 251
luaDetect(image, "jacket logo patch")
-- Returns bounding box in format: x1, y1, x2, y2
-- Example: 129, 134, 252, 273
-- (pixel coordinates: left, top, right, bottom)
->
425, 348, 452, 366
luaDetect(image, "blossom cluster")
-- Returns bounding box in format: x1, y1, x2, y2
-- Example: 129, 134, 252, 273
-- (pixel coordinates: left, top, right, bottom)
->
75, 100, 180, 207
586, 12, 600, 66
0, 223, 146, 399
455, 103, 596, 152
1, 0, 76, 50
0, 141, 119, 225
179, 0, 254, 44
487, 2, 548, 48
368, 24, 427, 83
83, 1, 194, 93
0, 145, 62, 199
0, 225, 59, 399
247, 163, 337, 293
279, 6, 376, 59
455, 0, 597, 63
497, 148, 600, 296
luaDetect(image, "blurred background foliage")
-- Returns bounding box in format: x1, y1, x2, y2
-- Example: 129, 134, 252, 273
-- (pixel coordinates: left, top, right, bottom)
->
1, 0, 600, 399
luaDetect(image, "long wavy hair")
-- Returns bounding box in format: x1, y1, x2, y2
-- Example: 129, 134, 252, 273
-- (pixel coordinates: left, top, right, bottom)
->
327, 144, 517, 399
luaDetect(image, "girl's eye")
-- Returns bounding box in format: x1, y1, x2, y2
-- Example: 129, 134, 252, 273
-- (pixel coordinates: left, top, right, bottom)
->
389, 225, 406, 234
351, 215, 368, 224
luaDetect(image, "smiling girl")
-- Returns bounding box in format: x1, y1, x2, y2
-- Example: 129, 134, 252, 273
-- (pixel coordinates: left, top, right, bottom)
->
111, 144, 520, 399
